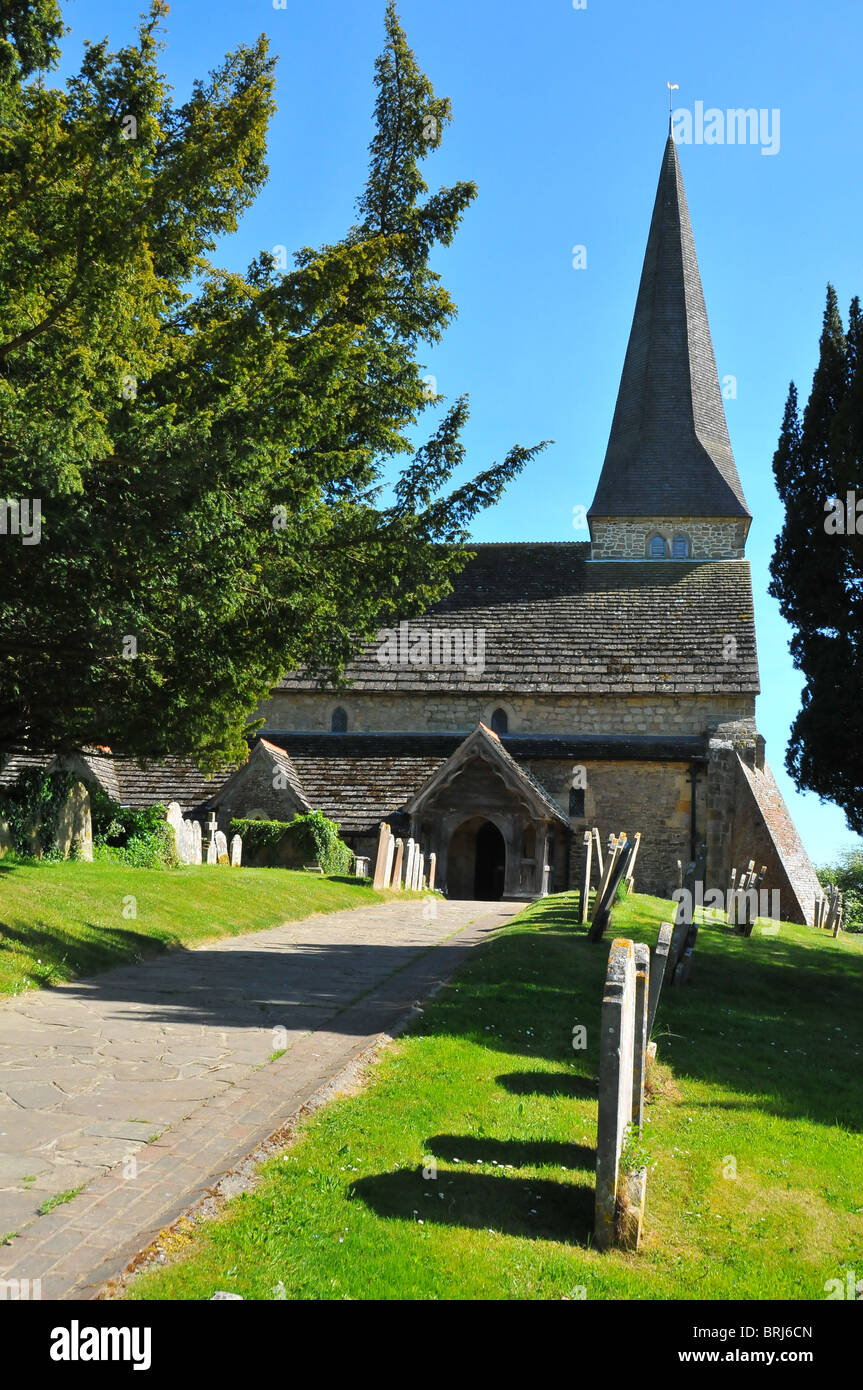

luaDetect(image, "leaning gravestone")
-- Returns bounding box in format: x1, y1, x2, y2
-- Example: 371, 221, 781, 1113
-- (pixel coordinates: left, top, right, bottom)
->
214, 830, 229, 865
587, 838, 635, 943
390, 838, 404, 890
230, 833, 242, 867
646, 922, 674, 1037
595, 938, 647, 1251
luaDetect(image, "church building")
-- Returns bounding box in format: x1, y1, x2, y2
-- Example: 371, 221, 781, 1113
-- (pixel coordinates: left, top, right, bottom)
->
2, 133, 820, 922
212, 132, 820, 922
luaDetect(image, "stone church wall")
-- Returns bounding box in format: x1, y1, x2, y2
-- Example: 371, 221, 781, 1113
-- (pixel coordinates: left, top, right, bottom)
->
589, 517, 749, 560
259, 690, 753, 738
522, 757, 701, 900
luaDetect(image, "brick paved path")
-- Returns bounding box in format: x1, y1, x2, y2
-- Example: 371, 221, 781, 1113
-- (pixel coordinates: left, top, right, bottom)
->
0, 897, 519, 1299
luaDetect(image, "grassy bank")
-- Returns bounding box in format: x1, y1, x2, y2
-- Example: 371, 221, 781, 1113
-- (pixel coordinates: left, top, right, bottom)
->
0, 859, 400, 995
125, 891, 863, 1301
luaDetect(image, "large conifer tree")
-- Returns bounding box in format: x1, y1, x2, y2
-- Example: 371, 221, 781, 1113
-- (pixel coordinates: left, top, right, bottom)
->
0, 1, 544, 767
769, 286, 863, 832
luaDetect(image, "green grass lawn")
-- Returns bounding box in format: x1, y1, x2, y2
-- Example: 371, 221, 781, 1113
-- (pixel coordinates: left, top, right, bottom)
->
0, 859, 404, 995
125, 891, 863, 1301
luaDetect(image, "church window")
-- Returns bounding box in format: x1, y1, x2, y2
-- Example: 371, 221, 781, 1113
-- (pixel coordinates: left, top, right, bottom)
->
672, 533, 690, 559
491, 708, 509, 736
569, 787, 585, 818
330, 707, 348, 733
649, 534, 668, 558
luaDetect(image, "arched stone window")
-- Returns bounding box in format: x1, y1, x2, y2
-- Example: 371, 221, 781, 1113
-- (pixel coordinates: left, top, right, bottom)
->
330, 707, 348, 733
672, 533, 690, 559
649, 533, 668, 558
491, 708, 509, 736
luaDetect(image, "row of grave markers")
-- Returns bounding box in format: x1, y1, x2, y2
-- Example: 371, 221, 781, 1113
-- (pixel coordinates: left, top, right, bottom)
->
372, 822, 436, 894
594, 918, 679, 1250
580, 828, 642, 928
164, 803, 242, 867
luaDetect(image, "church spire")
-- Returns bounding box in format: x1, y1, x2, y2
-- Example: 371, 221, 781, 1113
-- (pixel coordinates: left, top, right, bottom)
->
588, 133, 750, 545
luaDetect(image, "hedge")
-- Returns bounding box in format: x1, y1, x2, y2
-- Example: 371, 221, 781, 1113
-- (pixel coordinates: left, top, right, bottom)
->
230, 810, 354, 876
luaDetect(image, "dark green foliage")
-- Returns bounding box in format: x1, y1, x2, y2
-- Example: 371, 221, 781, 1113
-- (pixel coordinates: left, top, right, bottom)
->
769, 286, 863, 832
817, 849, 863, 932
231, 810, 354, 876
0, 1, 545, 769
89, 785, 177, 868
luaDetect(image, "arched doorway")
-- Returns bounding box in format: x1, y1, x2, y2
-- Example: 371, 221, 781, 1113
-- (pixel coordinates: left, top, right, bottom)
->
446, 817, 506, 900
474, 820, 506, 900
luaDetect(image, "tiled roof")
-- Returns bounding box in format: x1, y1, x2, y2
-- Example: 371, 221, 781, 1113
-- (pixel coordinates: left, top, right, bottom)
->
589, 135, 750, 520
405, 723, 570, 827
254, 732, 448, 834
276, 545, 759, 696
111, 757, 233, 813
254, 731, 708, 834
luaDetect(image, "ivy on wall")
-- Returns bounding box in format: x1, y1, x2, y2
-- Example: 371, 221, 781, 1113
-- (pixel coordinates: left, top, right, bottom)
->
0, 768, 77, 857
231, 811, 353, 876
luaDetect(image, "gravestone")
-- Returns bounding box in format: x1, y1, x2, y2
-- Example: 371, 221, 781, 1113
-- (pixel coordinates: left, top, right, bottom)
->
383, 832, 395, 890
56, 781, 94, 861
587, 838, 635, 943
646, 922, 674, 1037
214, 830, 229, 865
372, 823, 392, 891
417, 853, 425, 892
390, 838, 404, 889
428, 852, 437, 891
165, 802, 187, 864
592, 825, 604, 879
191, 820, 203, 865
183, 819, 196, 864
632, 943, 650, 1133
625, 832, 642, 894
230, 833, 242, 867
580, 829, 593, 924
595, 938, 646, 1251
206, 835, 218, 866
354, 856, 370, 878
403, 838, 416, 892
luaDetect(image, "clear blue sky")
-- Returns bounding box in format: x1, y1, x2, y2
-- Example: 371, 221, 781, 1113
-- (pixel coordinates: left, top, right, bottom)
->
56, 0, 863, 866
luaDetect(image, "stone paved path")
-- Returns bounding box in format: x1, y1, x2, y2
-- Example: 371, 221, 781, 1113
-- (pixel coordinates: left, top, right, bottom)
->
0, 896, 519, 1298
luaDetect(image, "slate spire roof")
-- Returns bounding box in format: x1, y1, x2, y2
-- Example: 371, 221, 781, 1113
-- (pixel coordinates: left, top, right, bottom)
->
588, 134, 750, 520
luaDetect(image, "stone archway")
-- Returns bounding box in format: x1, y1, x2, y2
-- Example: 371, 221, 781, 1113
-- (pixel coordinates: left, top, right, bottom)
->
446, 816, 506, 900
474, 820, 506, 900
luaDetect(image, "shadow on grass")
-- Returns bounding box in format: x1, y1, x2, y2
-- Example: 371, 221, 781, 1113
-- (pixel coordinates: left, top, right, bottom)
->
349, 1167, 594, 1245
424, 1134, 594, 1171
0, 919, 180, 988
495, 1071, 597, 1100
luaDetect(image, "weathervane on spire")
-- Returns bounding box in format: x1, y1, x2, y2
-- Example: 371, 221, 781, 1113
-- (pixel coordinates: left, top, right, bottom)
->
667, 81, 679, 135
